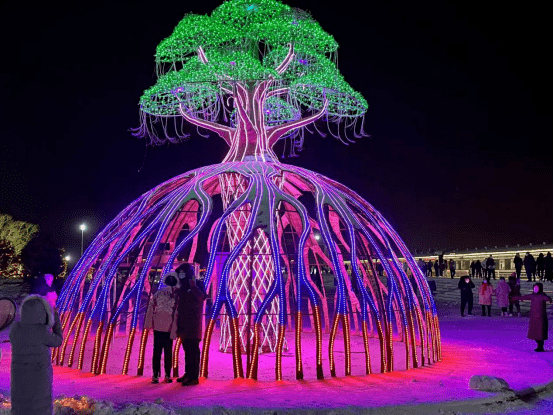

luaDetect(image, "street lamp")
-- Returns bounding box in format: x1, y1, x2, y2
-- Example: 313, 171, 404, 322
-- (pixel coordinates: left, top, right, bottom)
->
315, 234, 321, 240
79, 224, 86, 256
64, 255, 71, 262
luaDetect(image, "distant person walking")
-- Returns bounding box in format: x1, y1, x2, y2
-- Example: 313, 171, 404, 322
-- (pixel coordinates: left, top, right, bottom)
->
434, 260, 439, 277
427, 260, 433, 277
508, 273, 521, 316
9, 295, 63, 415
144, 272, 179, 384
479, 279, 493, 317
377, 262, 384, 277
536, 253, 545, 281
486, 255, 496, 280
513, 253, 523, 279
512, 283, 552, 352
545, 252, 553, 282
495, 277, 510, 317
470, 261, 476, 278
458, 275, 475, 317
449, 259, 456, 279
524, 252, 536, 282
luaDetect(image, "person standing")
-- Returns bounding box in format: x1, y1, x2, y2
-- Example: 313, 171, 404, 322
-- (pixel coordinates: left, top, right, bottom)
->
433, 260, 439, 277
418, 258, 426, 275
486, 255, 496, 280
508, 273, 521, 316
439, 260, 446, 277
377, 262, 384, 277
449, 259, 456, 279
470, 261, 476, 278
512, 283, 552, 352
478, 279, 493, 317
474, 259, 483, 279
144, 272, 179, 384
458, 275, 475, 317
495, 277, 510, 317
536, 253, 545, 281
524, 252, 536, 282
513, 253, 523, 279
175, 263, 208, 386
427, 260, 433, 277
544, 252, 553, 282
9, 295, 63, 415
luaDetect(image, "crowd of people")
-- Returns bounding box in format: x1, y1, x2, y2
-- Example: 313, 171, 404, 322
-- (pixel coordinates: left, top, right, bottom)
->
415, 251, 553, 282
457, 273, 551, 352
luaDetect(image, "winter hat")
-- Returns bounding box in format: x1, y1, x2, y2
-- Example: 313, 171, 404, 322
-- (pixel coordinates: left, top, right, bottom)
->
19, 295, 55, 327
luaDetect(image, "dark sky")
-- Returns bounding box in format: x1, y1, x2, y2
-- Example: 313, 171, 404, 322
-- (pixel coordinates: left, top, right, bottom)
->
0, 0, 551, 258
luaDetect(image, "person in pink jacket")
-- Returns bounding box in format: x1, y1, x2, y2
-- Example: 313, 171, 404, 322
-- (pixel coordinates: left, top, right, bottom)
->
478, 279, 493, 316
495, 277, 511, 317
144, 272, 179, 383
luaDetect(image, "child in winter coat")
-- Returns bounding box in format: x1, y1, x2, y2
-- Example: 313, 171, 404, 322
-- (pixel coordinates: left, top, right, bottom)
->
495, 277, 511, 316
9, 295, 63, 415
478, 279, 493, 316
144, 272, 179, 384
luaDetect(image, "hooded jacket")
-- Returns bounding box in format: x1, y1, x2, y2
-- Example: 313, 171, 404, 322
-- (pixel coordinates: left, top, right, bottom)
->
9, 295, 63, 415
144, 276, 179, 339
478, 283, 493, 305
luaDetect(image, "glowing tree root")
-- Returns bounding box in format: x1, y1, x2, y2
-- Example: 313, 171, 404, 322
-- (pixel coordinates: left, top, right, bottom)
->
91, 321, 103, 373
68, 312, 85, 367
58, 313, 81, 366
361, 321, 371, 375
136, 329, 149, 376
172, 337, 182, 377
77, 319, 93, 371
328, 313, 340, 377
404, 326, 410, 370
200, 319, 216, 379
247, 323, 260, 380
231, 317, 244, 378
341, 314, 351, 376
275, 324, 286, 381
407, 310, 418, 369
97, 322, 114, 375
295, 312, 303, 380
376, 320, 387, 373
387, 322, 394, 372
314, 305, 324, 380
122, 327, 136, 375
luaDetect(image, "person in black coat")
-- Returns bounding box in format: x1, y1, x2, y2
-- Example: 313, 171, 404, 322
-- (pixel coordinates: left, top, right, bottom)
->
458, 275, 475, 317
175, 263, 207, 386
513, 253, 523, 279
536, 253, 545, 281
427, 260, 433, 277
470, 261, 476, 278
544, 252, 553, 282
524, 253, 536, 282
433, 260, 439, 277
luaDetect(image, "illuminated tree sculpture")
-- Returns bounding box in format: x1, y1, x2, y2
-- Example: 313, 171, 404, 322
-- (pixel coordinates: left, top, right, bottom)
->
55, 0, 441, 381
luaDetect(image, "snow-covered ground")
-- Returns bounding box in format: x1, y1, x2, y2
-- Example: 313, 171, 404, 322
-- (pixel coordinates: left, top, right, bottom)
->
0, 280, 551, 414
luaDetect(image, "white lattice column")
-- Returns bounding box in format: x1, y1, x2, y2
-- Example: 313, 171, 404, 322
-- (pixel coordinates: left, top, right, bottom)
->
218, 173, 284, 353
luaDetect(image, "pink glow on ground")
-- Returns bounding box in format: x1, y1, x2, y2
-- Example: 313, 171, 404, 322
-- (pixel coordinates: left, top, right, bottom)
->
0, 304, 551, 411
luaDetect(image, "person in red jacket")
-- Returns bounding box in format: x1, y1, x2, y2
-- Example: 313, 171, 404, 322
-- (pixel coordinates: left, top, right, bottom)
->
144, 272, 179, 384
512, 283, 552, 352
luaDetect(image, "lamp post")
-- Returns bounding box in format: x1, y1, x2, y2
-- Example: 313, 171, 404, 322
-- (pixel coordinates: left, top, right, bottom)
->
79, 224, 86, 256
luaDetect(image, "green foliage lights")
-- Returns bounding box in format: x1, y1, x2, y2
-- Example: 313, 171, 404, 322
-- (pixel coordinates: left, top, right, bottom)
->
137, 0, 368, 153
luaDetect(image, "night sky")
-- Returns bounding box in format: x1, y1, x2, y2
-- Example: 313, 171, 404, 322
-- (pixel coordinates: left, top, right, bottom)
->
0, 0, 551, 259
